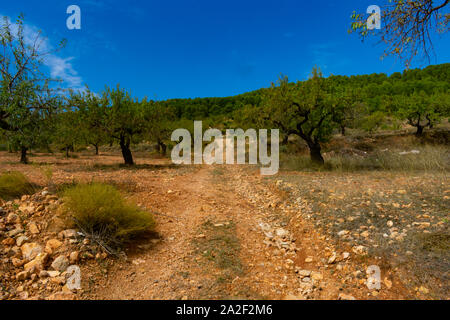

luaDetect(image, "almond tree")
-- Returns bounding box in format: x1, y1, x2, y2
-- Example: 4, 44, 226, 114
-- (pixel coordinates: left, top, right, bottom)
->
263, 68, 342, 165
71, 88, 109, 155
396, 90, 448, 135
70, 85, 145, 165
105, 85, 145, 165
54, 108, 83, 157
350, 0, 449, 68
142, 99, 176, 155
0, 15, 64, 162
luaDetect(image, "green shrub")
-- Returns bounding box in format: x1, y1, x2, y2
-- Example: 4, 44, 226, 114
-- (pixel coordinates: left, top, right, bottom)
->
361, 111, 385, 133
0, 171, 35, 200
62, 183, 155, 248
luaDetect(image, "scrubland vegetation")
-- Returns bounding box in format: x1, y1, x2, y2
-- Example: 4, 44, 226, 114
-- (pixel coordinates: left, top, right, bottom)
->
62, 183, 155, 250
0, 171, 34, 200
281, 135, 449, 172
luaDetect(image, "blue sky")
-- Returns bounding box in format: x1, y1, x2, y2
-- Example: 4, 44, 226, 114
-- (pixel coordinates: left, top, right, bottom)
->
1, 0, 449, 99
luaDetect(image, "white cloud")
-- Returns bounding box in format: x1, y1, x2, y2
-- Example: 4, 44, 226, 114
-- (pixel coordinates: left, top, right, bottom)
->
0, 14, 83, 90
45, 56, 83, 88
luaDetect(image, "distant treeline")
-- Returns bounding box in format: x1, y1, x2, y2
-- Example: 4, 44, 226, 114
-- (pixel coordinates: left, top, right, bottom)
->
162, 63, 449, 120
1, 63, 449, 166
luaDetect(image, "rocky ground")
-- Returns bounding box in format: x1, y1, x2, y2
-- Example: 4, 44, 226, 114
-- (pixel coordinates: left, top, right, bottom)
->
0, 151, 447, 300
271, 171, 449, 299
0, 188, 109, 300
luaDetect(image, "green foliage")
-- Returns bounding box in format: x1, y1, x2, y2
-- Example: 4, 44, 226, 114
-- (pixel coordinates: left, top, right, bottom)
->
161, 90, 263, 120
53, 109, 83, 157
395, 91, 447, 135
361, 111, 386, 133
62, 183, 155, 247
142, 100, 176, 155
0, 171, 34, 200
255, 67, 345, 164
72, 89, 109, 154
0, 16, 63, 163
331, 88, 365, 135
68, 85, 146, 164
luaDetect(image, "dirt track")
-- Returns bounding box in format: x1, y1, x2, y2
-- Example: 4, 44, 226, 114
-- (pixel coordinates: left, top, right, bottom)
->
76, 162, 408, 300
1, 152, 415, 300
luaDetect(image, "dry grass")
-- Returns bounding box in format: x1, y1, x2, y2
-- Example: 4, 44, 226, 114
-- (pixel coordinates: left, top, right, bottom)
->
193, 218, 242, 275
62, 183, 155, 249
277, 170, 449, 299
192, 217, 252, 299
330, 146, 448, 172
281, 145, 449, 172
0, 171, 35, 200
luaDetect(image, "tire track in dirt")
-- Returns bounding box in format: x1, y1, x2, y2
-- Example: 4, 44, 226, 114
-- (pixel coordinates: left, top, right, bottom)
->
83, 163, 391, 300
82, 166, 214, 299
83, 164, 302, 299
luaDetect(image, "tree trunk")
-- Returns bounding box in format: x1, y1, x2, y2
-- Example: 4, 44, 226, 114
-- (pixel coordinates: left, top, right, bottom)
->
158, 140, 167, 155
415, 125, 424, 136
93, 144, 99, 155
341, 125, 346, 136
20, 146, 28, 164
119, 137, 134, 165
307, 141, 324, 165
65, 146, 70, 158
45, 144, 52, 153
296, 128, 325, 166
281, 134, 289, 145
